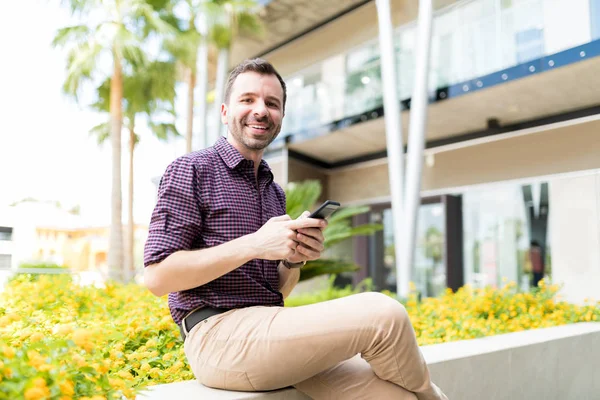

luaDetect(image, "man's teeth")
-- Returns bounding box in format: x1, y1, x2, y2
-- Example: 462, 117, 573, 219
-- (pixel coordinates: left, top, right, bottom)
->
250, 125, 267, 130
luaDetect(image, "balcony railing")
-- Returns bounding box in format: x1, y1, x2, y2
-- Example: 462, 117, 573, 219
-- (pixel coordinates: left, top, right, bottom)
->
279, 0, 600, 137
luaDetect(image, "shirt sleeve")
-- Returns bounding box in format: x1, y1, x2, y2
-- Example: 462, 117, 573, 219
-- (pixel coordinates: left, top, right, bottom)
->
144, 157, 203, 267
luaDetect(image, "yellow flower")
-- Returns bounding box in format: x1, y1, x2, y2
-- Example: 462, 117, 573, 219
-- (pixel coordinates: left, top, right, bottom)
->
72, 328, 94, 351
59, 380, 75, 396
2, 346, 15, 359
24, 387, 50, 400
30, 332, 45, 343
140, 363, 151, 373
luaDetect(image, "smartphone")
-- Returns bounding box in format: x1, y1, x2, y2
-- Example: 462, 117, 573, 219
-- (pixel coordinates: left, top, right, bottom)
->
309, 200, 341, 220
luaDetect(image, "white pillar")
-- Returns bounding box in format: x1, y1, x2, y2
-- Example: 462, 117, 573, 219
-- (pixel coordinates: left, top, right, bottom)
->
401, 0, 434, 291
375, 0, 407, 297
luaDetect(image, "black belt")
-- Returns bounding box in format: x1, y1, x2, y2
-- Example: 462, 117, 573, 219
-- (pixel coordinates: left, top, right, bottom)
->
179, 307, 230, 340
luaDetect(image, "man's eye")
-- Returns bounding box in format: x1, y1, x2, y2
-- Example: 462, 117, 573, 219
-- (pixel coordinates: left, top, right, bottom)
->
241, 98, 252, 103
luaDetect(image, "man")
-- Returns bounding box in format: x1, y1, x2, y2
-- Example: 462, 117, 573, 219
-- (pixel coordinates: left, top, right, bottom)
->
144, 58, 447, 400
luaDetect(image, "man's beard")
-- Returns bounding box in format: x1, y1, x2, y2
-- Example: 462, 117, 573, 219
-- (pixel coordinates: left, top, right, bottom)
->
229, 115, 281, 151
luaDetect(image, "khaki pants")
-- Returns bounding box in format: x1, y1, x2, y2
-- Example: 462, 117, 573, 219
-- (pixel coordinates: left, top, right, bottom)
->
183, 292, 448, 400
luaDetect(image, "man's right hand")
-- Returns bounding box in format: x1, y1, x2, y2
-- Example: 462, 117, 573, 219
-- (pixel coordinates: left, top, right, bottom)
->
250, 214, 327, 261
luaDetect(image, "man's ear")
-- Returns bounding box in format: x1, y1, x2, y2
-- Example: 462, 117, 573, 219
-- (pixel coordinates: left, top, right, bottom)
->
220, 103, 228, 125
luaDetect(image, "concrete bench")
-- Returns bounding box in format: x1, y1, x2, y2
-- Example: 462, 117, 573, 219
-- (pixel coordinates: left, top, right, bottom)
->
138, 322, 600, 400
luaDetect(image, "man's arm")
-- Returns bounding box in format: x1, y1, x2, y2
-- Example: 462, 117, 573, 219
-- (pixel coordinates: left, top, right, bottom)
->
144, 215, 326, 297
144, 234, 257, 297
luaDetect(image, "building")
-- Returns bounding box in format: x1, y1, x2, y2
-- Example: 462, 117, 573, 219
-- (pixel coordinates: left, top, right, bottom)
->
200, 0, 600, 303
0, 202, 148, 273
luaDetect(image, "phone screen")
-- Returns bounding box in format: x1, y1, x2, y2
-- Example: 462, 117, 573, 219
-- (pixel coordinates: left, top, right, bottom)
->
309, 201, 340, 220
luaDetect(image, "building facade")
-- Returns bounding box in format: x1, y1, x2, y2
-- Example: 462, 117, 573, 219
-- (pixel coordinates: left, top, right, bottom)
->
213, 0, 600, 303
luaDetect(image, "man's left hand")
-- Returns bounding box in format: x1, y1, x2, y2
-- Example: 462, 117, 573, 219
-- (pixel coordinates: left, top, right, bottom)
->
285, 211, 326, 264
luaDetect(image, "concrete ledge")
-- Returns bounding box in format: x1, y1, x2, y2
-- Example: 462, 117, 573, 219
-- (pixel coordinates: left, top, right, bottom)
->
138, 323, 600, 399
137, 381, 310, 400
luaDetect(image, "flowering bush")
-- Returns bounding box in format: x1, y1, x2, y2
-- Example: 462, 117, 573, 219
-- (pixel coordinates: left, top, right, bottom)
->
1, 274, 599, 399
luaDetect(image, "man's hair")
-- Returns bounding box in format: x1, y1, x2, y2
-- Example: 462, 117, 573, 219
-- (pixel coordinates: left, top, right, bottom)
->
224, 58, 287, 112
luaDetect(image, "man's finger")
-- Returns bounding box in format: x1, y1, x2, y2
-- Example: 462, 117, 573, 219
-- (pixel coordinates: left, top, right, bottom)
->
299, 211, 311, 219
272, 214, 292, 222
287, 218, 326, 230
297, 245, 320, 260
297, 233, 324, 252
297, 227, 324, 242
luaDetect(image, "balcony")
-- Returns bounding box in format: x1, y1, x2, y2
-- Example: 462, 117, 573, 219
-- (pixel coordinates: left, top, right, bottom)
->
272, 0, 600, 165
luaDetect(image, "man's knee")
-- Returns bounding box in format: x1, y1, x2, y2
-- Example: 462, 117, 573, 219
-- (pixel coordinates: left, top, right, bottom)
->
356, 292, 409, 323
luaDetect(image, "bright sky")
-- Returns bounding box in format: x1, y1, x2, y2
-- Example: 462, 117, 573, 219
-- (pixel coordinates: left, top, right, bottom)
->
0, 0, 190, 227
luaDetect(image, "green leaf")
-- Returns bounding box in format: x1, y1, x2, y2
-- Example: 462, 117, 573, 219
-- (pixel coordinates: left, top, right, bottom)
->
300, 259, 361, 281
52, 25, 91, 48
89, 121, 110, 145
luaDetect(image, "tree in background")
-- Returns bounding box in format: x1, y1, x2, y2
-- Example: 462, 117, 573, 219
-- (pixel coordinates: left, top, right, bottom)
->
208, 0, 264, 140
285, 180, 383, 282
89, 61, 179, 281
53, 0, 176, 280
163, 0, 211, 153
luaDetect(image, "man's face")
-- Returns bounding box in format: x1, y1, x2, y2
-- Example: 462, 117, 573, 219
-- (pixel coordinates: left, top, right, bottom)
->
221, 71, 284, 152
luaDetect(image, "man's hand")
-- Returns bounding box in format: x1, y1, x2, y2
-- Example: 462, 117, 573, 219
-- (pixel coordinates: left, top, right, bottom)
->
285, 211, 327, 264
251, 213, 326, 261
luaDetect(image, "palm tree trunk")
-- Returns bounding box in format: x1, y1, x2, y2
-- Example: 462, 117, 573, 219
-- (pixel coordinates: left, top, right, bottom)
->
124, 122, 135, 282
214, 47, 229, 140
197, 37, 209, 149
196, 10, 209, 149
185, 67, 196, 154
108, 51, 124, 282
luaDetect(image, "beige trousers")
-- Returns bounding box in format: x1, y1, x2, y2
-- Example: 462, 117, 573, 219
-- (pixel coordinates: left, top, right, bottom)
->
183, 292, 448, 400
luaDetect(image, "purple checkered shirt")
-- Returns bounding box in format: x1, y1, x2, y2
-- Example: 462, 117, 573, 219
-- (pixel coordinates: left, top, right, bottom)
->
144, 137, 286, 325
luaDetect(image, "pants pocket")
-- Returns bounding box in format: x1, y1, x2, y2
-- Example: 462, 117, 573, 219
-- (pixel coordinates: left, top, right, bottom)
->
200, 364, 256, 392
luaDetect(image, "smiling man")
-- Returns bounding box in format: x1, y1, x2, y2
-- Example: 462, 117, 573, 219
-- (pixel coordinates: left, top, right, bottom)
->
143, 58, 447, 400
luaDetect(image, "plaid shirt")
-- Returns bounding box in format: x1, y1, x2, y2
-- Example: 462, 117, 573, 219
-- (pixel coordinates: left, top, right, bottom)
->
144, 137, 286, 325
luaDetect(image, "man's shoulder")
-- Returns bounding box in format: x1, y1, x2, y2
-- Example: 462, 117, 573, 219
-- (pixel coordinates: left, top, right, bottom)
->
166, 147, 220, 174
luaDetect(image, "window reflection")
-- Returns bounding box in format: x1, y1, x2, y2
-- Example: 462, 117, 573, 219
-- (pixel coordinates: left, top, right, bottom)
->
380, 203, 446, 298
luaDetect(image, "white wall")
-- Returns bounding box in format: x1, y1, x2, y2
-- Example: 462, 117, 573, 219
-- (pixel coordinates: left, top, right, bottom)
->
550, 171, 600, 303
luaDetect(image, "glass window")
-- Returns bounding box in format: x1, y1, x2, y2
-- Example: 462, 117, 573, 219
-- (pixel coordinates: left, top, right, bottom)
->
0, 227, 12, 241
380, 203, 446, 297
462, 184, 530, 290
0, 255, 11, 269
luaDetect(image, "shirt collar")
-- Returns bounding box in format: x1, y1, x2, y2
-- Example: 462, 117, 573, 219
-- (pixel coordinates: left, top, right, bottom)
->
214, 136, 273, 174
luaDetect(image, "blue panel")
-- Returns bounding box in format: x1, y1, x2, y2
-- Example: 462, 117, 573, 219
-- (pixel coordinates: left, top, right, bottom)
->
444, 39, 600, 101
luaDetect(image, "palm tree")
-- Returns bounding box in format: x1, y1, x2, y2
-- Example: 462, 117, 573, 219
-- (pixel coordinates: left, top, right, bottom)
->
53, 0, 176, 280
89, 60, 180, 281
164, 0, 212, 153
285, 180, 383, 282
209, 0, 264, 141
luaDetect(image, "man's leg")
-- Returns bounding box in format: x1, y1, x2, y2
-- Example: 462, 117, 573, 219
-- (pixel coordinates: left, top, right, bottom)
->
294, 354, 418, 400
184, 292, 446, 400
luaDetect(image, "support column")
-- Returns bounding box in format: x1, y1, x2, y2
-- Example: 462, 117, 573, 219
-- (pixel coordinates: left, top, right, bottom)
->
375, 0, 407, 297
401, 0, 434, 294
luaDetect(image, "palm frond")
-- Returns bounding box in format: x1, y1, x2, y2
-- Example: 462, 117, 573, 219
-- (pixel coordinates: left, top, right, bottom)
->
285, 180, 322, 219
89, 121, 110, 145
52, 25, 91, 48
300, 259, 361, 282
62, 40, 104, 98
149, 122, 180, 141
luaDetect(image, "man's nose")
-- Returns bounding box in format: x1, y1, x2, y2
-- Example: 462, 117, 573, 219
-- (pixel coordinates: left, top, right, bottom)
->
253, 100, 268, 117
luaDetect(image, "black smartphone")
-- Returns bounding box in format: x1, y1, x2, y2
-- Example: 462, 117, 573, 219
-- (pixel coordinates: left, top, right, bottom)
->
309, 200, 341, 220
